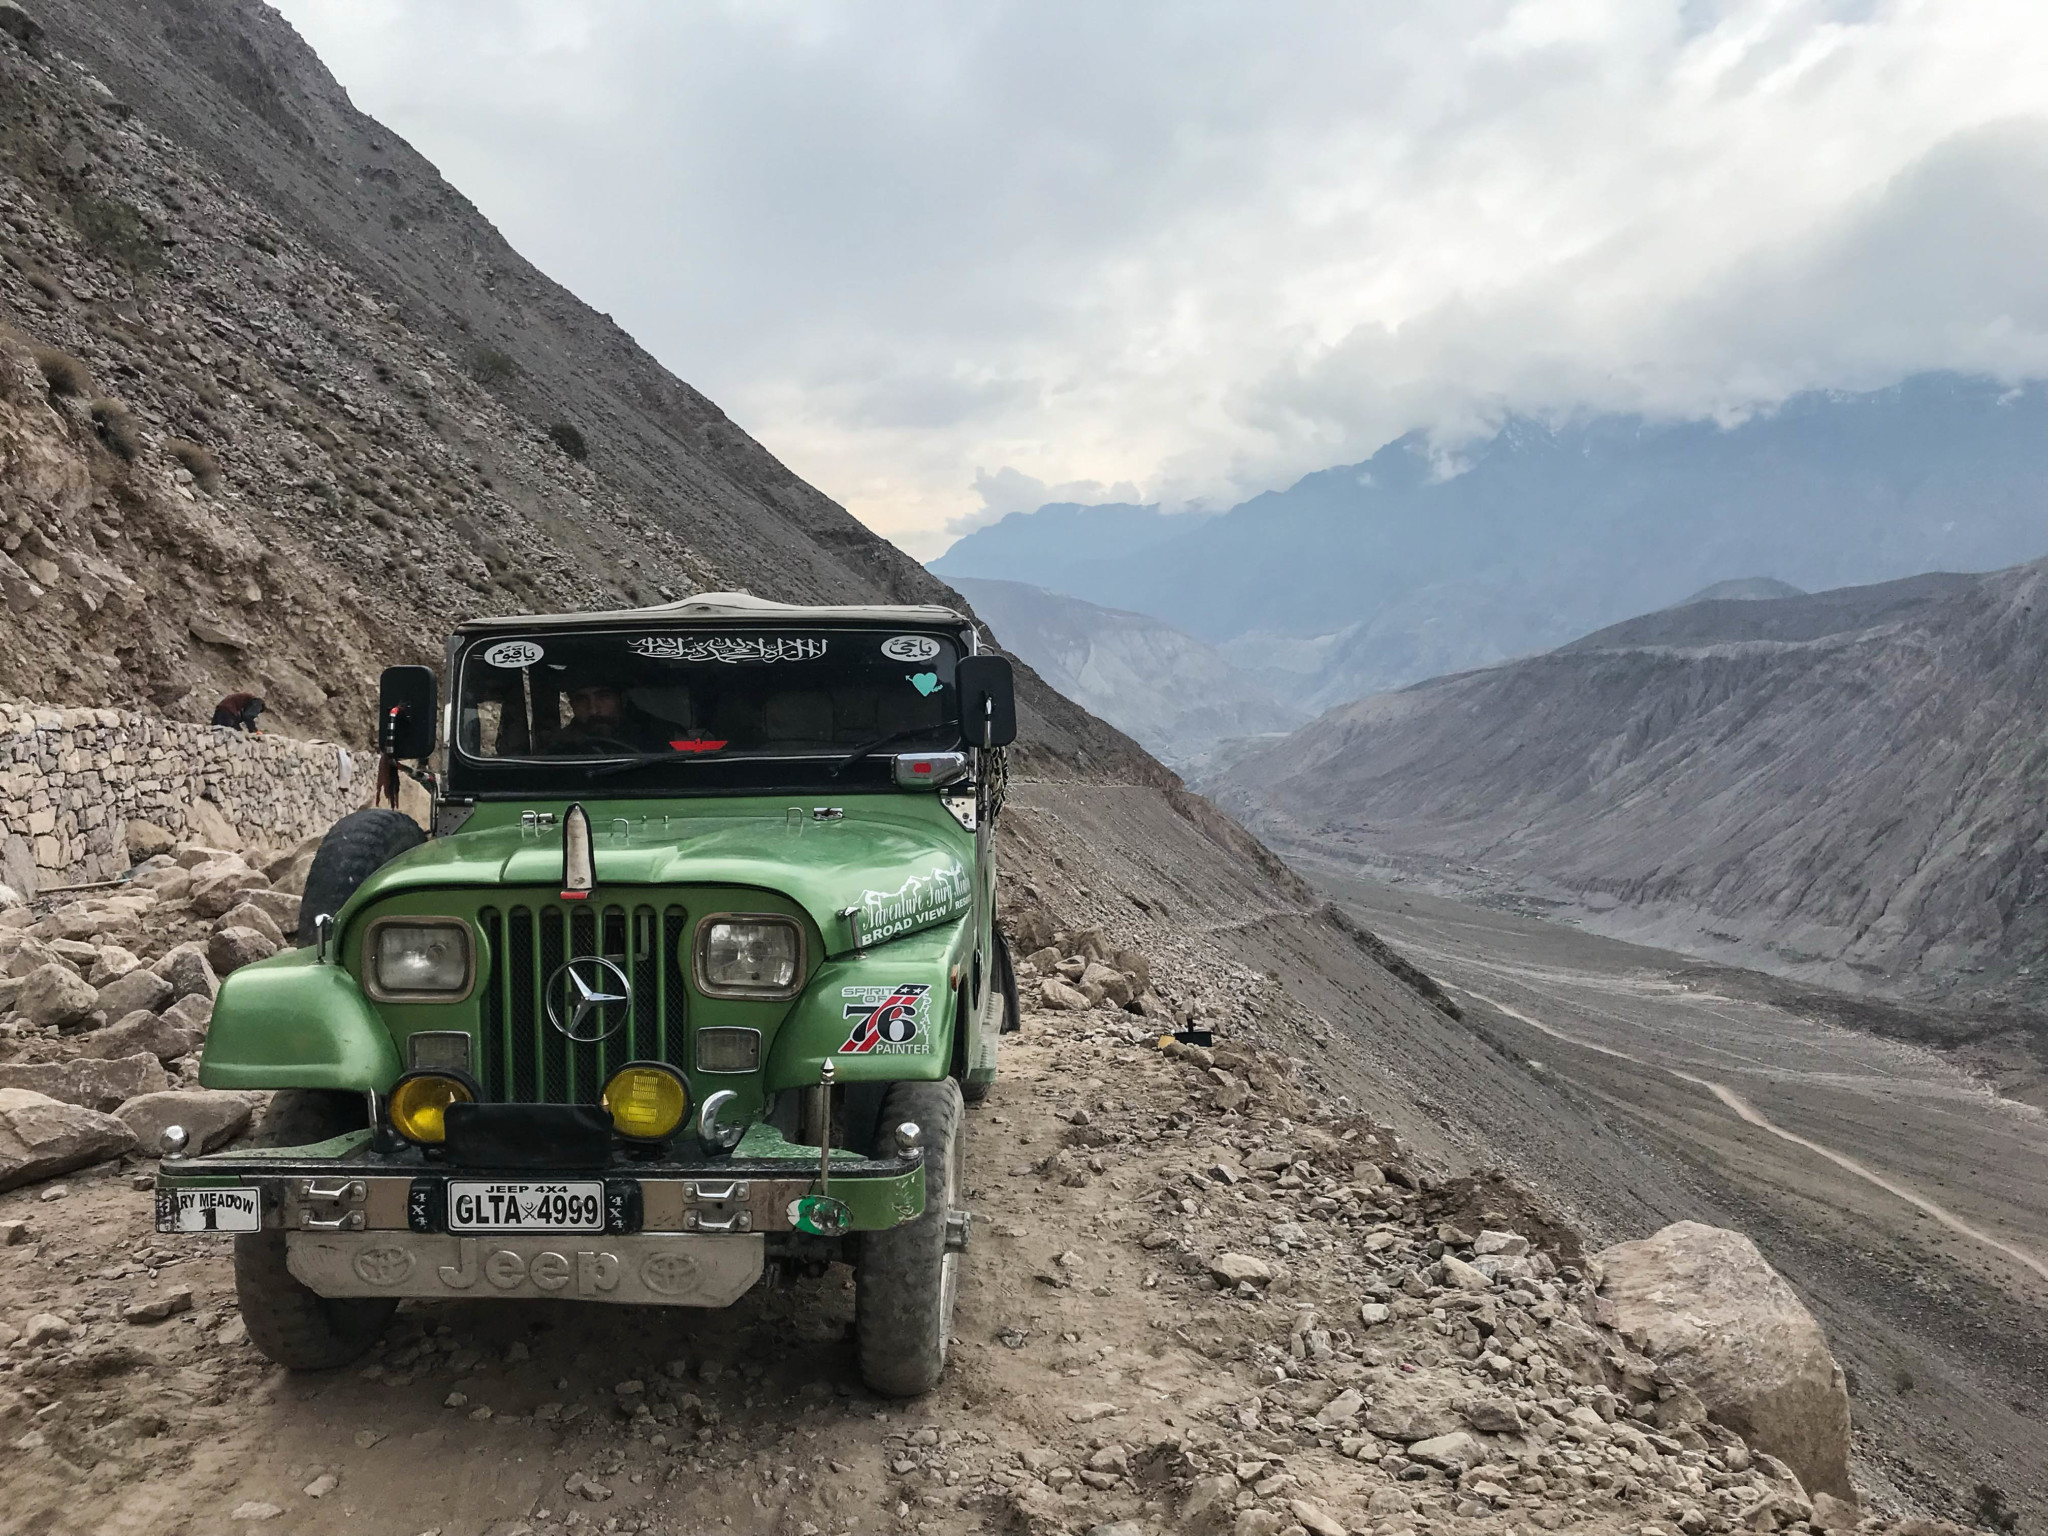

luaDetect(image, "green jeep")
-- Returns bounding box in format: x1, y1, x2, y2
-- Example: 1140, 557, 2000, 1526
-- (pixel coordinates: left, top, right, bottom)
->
153, 594, 1021, 1397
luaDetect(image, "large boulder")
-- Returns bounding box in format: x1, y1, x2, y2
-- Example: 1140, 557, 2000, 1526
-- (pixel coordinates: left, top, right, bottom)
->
125, 819, 177, 862
1364, 1371, 1462, 1443
86, 944, 143, 986
237, 887, 302, 935
1078, 960, 1134, 1008
1039, 978, 1092, 1012
218, 897, 289, 946
163, 993, 214, 1033
188, 858, 270, 919
263, 833, 323, 895
116, 1089, 256, 1154
1596, 1221, 1852, 1498
206, 925, 278, 976
95, 965, 174, 1021
18, 962, 98, 1027
75, 1010, 202, 1065
0, 1053, 170, 1112
6, 934, 73, 979
152, 942, 220, 1003
0, 1088, 137, 1189
133, 866, 193, 901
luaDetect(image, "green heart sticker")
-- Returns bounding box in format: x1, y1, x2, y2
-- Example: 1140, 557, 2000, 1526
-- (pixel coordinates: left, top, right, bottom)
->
908, 672, 942, 697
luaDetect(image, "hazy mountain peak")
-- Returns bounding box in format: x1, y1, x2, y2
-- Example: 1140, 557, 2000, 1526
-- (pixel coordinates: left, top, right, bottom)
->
931, 371, 2048, 714
1678, 577, 1807, 604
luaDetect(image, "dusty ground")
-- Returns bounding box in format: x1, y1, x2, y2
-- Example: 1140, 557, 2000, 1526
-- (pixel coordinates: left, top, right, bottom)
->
0, 780, 1992, 1536
1310, 864, 2048, 1530
3, 998, 1774, 1536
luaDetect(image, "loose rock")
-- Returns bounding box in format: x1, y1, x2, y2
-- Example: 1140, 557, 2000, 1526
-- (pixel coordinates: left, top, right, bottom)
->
1598, 1221, 1854, 1499
207, 925, 278, 975
154, 942, 221, 1003
117, 1089, 257, 1154
18, 961, 97, 1027
95, 964, 175, 1020
0, 1052, 170, 1111
0, 1087, 137, 1189
75, 1009, 203, 1064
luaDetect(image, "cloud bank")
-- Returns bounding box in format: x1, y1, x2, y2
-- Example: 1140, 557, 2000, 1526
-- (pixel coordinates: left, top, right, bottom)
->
273, 0, 2048, 556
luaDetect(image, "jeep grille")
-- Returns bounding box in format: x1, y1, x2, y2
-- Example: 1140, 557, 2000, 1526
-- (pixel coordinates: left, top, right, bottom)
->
475, 903, 687, 1103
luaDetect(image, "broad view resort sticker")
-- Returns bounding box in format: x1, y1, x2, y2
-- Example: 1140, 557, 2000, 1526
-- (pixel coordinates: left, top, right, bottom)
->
857, 861, 972, 944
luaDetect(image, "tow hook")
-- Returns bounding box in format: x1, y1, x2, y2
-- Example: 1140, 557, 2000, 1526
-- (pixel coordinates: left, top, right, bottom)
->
944, 1210, 972, 1254
296, 1178, 367, 1231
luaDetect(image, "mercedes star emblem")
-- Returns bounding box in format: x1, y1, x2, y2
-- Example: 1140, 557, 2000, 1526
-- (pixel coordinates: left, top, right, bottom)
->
546, 955, 632, 1042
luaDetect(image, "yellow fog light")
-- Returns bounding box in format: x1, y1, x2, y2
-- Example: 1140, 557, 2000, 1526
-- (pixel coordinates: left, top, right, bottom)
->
387, 1070, 476, 1145
602, 1063, 689, 1142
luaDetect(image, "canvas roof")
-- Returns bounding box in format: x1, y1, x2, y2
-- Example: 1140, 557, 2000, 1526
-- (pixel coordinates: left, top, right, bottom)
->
455, 590, 973, 635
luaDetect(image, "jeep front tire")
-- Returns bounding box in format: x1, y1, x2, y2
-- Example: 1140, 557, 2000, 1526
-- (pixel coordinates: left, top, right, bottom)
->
855, 1077, 965, 1396
233, 1090, 396, 1370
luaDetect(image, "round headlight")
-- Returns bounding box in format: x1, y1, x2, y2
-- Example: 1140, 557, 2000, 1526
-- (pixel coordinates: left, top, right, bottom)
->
388, 1070, 476, 1144
602, 1063, 689, 1142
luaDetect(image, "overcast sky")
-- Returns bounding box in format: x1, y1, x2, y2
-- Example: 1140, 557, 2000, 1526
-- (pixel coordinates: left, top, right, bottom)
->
271, 1, 2048, 559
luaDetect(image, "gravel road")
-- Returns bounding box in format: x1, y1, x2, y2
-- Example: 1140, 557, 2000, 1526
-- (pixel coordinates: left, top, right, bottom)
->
1315, 868, 2048, 1528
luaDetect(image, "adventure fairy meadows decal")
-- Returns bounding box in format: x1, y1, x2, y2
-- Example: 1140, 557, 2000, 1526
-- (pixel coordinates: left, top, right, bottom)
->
628, 635, 828, 663
856, 861, 972, 945
839, 983, 933, 1055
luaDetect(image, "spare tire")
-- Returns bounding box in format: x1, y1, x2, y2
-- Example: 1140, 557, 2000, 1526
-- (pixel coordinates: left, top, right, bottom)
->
294, 808, 425, 947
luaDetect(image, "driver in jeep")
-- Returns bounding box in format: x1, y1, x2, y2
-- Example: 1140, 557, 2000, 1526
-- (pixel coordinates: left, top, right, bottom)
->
549, 682, 632, 752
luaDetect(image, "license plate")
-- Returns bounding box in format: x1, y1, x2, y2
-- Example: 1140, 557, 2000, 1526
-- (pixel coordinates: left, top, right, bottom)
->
447, 1181, 605, 1233
164, 1186, 260, 1233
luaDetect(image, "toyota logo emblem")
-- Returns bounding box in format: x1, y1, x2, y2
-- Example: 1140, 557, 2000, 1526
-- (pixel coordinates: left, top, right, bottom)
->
546, 955, 632, 1042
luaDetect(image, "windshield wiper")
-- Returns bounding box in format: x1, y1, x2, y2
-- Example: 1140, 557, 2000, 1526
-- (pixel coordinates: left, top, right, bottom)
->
584, 753, 681, 782
832, 727, 937, 777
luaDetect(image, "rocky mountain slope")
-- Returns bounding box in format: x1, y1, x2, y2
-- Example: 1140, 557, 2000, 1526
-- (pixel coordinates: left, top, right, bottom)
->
946, 577, 1304, 770
1208, 559, 2048, 1004
935, 375, 2048, 713
0, 0, 1151, 782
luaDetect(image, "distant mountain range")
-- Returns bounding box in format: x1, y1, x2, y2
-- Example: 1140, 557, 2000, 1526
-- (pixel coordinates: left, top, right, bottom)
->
1206, 561, 2048, 999
951, 577, 1303, 771
933, 373, 2048, 713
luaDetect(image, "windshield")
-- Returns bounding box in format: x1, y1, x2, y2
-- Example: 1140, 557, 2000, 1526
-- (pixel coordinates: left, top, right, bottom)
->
456, 626, 962, 763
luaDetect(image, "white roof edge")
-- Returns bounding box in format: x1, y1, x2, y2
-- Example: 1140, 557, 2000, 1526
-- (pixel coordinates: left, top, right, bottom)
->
456, 590, 973, 632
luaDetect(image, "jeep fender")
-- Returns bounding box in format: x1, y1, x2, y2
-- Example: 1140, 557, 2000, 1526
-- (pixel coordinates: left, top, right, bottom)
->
198, 947, 404, 1092
764, 921, 971, 1089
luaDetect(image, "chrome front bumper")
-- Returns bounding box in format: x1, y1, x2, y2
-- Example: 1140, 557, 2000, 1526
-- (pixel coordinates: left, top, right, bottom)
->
287, 1231, 764, 1307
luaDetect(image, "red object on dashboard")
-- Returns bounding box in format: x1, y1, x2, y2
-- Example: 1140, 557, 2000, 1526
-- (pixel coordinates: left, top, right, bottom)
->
668, 739, 728, 754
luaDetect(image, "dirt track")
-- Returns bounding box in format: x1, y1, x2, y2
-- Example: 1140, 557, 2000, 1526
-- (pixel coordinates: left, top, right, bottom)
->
2, 990, 1730, 1536
1312, 867, 2048, 1528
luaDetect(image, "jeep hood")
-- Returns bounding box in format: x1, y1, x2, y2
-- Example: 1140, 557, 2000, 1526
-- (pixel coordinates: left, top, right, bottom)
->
348, 800, 973, 956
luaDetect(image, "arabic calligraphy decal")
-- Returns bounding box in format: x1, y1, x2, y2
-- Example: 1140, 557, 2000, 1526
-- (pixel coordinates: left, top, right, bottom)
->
628, 634, 829, 664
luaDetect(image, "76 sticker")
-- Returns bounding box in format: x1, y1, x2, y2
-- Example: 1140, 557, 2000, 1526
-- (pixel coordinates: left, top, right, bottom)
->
839, 983, 931, 1055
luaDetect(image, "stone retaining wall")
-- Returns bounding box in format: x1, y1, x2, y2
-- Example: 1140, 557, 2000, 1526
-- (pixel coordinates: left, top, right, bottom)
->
0, 700, 360, 895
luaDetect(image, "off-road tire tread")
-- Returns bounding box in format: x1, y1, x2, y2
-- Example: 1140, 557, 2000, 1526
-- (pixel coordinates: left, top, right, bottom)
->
994, 930, 1020, 1035
294, 808, 425, 946
958, 975, 992, 1104
233, 1090, 396, 1370
856, 1077, 963, 1397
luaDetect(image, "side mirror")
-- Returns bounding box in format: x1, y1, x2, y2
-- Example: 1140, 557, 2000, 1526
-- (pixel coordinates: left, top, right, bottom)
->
378, 665, 439, 759
954, 655, 1017, 748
